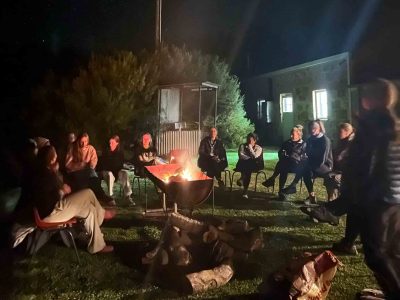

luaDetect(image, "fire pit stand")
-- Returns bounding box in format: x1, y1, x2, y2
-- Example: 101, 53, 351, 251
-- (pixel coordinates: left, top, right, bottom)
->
144, 164, 214, 216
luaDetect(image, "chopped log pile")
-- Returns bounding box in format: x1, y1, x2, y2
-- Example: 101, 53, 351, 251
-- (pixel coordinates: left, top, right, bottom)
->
142, 212, 263, 293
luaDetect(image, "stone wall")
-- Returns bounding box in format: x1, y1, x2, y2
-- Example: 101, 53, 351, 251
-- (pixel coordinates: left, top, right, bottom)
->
244, 54, 352, 146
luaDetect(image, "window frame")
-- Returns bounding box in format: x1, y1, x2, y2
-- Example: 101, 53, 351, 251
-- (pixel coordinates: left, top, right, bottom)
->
312, 89, 328, 120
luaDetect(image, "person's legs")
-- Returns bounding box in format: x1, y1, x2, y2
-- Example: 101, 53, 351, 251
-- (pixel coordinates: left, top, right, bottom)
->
118, 170, 132, 197
361, 202, 400, 299
242, 171, 251, 196
281, 161, 306, 194
278, 171, 288, 192
102, 171, 115, 196
324, 173, 341, 201
343, 211, 360, 245
263, 161, 283, 187
43, 189, 107, 253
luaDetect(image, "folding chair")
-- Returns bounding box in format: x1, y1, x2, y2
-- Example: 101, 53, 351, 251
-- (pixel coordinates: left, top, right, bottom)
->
32, 208, 80, 264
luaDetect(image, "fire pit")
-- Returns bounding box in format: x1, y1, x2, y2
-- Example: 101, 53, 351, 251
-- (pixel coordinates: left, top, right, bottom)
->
145, 164, 213, 210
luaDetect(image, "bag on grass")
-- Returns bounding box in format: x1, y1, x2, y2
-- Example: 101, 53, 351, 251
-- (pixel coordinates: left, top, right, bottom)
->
260, 250, 342, 300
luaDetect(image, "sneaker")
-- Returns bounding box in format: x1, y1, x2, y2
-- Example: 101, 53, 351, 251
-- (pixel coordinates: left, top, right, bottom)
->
300, 205, 339, 226
332, 240, 358, 255
357, 288, 385, 299
236, 178, 243, 187
262, 177, 275, 188
304, 194, 317, 205
281, 185, 296, 194
277, 192, 287, 201
125, 195, 136, 206
242, 193, 249, 199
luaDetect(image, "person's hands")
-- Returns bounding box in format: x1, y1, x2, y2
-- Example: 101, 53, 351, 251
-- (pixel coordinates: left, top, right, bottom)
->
63, 184, 71, 195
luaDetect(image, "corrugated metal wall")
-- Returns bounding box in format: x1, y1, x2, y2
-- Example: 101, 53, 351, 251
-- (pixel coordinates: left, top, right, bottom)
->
156, 130, 205, 158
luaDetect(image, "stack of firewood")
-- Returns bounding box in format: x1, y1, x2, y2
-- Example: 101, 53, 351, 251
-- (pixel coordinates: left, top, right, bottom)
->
142, 212, 263, 293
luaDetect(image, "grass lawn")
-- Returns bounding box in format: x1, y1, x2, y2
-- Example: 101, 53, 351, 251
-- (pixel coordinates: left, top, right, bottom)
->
1, 148, 378, 299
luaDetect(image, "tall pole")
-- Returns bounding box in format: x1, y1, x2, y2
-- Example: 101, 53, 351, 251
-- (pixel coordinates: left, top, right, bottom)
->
155, 0, 162, 49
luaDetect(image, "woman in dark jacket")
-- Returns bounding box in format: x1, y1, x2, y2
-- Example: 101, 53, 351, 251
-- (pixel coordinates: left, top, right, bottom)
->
235, 133, 264, 199
262, 125, 307, 200
324, 123, 355, 201
198, 127, 228, 187
282, 120, 333, 204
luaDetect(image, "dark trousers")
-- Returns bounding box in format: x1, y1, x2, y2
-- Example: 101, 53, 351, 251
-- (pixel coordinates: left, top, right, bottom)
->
271, 160, 302, 191
360, 201, 400, 299
65, 169, 107, 200
242, 170, 252, 192
289, 163, 328, 194
201, 160, 224, 180
325, 196, 360, 246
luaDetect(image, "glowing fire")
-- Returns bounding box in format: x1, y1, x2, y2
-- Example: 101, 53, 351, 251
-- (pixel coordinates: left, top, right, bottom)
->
181, 168, 192, 181
162, 167, 193, 183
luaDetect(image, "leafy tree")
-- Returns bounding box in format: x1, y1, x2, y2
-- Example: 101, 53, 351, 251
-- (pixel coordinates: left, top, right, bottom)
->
29, 46, 253, 148
156, 45, 254, 147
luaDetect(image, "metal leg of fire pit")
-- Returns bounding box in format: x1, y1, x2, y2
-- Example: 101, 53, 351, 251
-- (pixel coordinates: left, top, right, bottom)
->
212, 185, 215, 215
162, 193, 166, 213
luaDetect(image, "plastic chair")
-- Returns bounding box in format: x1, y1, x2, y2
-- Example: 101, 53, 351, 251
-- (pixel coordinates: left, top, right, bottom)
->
33, 208, 80, 264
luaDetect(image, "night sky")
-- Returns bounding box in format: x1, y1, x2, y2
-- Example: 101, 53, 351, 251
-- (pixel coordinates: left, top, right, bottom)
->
2, 0, 400, 95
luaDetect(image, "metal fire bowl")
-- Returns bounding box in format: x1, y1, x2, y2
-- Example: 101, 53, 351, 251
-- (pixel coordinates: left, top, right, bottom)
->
145, 164, 213, 209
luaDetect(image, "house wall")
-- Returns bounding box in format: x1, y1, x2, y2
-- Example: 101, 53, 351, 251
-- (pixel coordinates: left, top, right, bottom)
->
243, 54, 352, 146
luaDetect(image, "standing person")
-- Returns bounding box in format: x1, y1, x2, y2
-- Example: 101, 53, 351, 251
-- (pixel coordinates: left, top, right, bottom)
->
282, 120, 333, 204
353, 79, 400, 299
32, 145, 115, 254
262, 125, 307, 200
98, 135, 134, 205
133, 133, 158, 177
235, 133, 264, 199
324, 123, 355, 201
198, 127, 228, 187
65, 133, 114, 205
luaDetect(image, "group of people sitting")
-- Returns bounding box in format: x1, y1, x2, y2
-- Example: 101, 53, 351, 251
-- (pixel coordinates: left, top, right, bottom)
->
10, 131, 159, 254
197, 120, 354, 204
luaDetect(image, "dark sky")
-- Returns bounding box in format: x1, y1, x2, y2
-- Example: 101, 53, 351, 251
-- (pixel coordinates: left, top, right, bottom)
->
2, 0, 400, 85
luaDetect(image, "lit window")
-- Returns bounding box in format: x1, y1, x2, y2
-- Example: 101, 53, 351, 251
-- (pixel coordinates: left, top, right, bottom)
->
313, 89, 328, 119
257, 99, 266, 119
266, 101, 273, 123
281, 94, 293, 113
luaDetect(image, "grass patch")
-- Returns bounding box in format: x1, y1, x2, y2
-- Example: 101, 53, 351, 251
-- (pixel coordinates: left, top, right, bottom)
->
1, 149, 377, 299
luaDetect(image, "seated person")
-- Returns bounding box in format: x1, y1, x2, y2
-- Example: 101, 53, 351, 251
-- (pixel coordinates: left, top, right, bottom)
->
262, 125, 307, 200
32, 145, 115, 254
58, 132, 76, 174
235, 133, 264, 199
97, 135, 134, 205
282, 120, 333, 204
198, 127, 228, 187
324, 123, 355, 201
65, 133, 113, 205
133, 132, 158, 177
